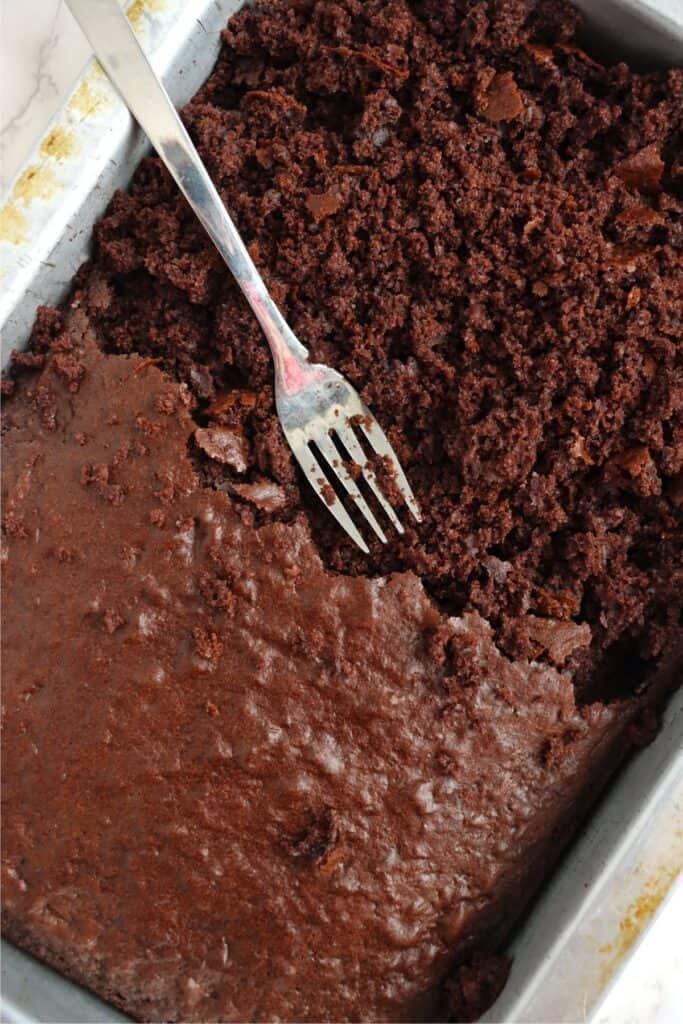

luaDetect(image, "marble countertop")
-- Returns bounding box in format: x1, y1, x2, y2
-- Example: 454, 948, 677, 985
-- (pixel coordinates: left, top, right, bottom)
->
1, 2, 681, 1022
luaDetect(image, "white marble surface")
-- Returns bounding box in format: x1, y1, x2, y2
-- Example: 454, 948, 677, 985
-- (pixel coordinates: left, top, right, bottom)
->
1, 1, 682, 1022
0, 0, 90, 191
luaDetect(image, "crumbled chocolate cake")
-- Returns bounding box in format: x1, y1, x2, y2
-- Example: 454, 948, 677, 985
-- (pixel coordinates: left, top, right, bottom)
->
37, 0, 682, 692
2, 0, 682, 1021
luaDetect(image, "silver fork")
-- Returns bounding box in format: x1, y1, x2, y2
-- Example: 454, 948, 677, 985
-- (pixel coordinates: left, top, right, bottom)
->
66, 0, 421, 553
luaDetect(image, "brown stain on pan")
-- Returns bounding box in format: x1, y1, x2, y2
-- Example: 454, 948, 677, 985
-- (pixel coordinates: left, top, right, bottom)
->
0, 166, 58, 246
68, 69, 109, 119
597, 862, 681, 987
0, 0, 168, 249
127, 0, 166, 32
40, 127, 79, 162
67, 0, 167, 117
12, 166, 59, 205
0, 204, 28, 246
2, 111, 79, 249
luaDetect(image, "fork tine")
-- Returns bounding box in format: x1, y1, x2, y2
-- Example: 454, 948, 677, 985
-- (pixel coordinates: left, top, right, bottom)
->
333, 426, 404, 534
290, 439, 370, 554
314, 434, 388, 544
358, 410, 422, 522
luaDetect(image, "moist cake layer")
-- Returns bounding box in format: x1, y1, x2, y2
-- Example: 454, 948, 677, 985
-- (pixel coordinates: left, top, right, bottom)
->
1, 327, 661, 1022
2, 0, 682, 1021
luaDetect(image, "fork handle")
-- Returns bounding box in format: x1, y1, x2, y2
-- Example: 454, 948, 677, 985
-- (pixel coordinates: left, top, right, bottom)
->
66, 0, 311, 388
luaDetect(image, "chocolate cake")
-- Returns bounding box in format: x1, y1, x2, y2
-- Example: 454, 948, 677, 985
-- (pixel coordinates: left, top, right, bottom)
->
2, 1, 682, 1021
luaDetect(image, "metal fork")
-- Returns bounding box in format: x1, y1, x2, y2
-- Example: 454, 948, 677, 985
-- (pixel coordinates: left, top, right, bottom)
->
66, 0, 421, 553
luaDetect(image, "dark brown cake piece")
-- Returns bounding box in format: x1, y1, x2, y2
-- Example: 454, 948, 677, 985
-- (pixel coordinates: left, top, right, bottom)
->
0, 325, 661, 1022
2, 0, 682, 1020
59, 0, 682, 695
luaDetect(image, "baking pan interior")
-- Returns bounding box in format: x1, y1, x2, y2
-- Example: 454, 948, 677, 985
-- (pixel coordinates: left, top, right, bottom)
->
1, 1, 681, 1022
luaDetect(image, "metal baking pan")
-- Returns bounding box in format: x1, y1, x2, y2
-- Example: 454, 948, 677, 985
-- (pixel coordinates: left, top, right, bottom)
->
1, 1, 682, 1020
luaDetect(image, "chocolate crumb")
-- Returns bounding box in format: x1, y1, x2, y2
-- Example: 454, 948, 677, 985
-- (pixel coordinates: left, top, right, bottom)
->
232, 478, 288, 511
614, 145, 665, 194
447, 953, 512, 1023
195, 426, 249, 472
478, 71, 524, 122
305, 191, 343, 222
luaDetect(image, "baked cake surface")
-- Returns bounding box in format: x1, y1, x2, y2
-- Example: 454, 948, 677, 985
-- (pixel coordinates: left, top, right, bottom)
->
2, 0, 682, 1021
0, 330, 635, 1021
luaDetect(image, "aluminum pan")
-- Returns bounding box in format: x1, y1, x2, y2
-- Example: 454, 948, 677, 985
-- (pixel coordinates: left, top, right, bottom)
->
1, 1, 682, 1021
0, 0, 245, 359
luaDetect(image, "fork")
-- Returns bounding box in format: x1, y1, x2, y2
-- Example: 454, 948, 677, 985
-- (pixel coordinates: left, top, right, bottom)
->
66, 0, 421, 553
